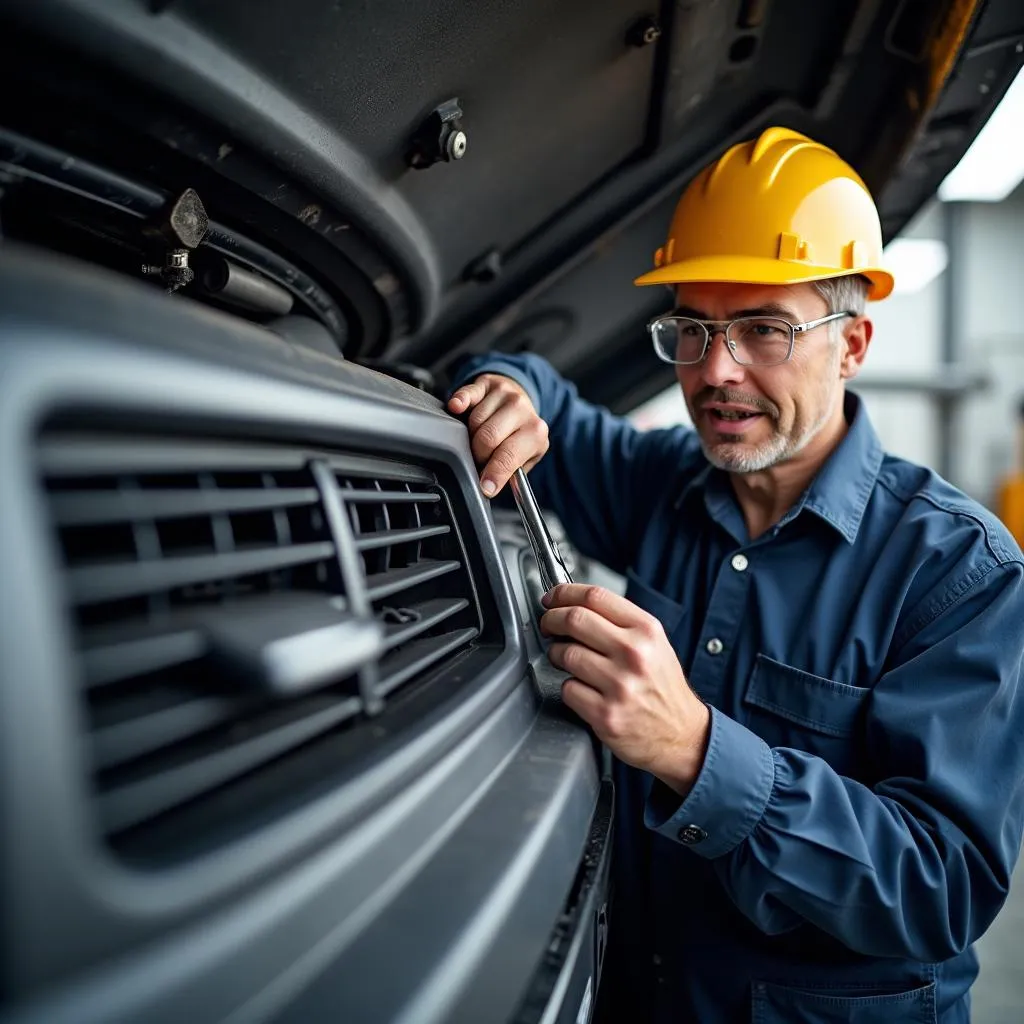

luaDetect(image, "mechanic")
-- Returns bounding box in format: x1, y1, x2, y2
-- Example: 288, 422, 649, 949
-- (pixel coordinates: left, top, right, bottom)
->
447, 127, 1024, 1023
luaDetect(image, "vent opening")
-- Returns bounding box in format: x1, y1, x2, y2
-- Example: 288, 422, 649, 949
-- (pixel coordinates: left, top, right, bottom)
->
39, 433, 493, 865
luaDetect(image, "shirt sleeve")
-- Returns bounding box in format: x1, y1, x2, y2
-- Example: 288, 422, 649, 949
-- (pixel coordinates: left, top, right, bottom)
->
645, 558, 1024, 961
450, 352, 698, 575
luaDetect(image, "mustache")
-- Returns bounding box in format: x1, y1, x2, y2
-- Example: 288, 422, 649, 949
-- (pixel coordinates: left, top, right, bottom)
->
694, 388, 779, 419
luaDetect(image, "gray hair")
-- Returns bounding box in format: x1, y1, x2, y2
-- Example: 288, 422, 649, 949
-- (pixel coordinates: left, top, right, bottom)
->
811, 274, 871, 341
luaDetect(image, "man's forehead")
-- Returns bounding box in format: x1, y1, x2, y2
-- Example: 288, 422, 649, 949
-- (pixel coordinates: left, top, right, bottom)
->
673, 281, 821, 318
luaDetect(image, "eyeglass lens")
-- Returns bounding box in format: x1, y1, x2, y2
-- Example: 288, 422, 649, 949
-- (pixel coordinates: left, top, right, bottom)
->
651, 317, 793, 366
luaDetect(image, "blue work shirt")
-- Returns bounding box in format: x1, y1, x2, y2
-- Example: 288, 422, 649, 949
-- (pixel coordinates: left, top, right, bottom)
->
454, 352, 1024, 1024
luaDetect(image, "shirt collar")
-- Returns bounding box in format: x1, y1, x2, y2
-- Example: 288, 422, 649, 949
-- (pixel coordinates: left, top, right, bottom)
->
799, 391, 883, 544
674, 391, 883, 545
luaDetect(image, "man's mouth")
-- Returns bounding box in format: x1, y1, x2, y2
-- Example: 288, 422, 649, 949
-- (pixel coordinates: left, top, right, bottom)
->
708, 409, 761, 422
696, 400, 772, 438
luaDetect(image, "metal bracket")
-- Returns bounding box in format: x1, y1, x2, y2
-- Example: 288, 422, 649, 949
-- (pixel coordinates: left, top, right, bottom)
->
141, 188, 209, 293
406, 99, 468, 170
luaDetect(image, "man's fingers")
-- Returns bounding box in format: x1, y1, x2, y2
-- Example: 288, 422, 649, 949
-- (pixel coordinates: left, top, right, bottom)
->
447, 377, 492, 414
480, 424, 547, 496
540, 604, 620, 656
561, 677, 606, 727
448, 375, 548, 497
543, 583, 650, 630
467, 393, 519, 459
548, 642, 616, 693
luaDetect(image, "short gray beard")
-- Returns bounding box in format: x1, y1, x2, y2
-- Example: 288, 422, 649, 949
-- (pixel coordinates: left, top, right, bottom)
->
699, 352, 842, 474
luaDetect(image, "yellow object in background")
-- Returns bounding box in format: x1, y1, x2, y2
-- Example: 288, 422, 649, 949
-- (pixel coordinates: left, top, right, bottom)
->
997, 478, 1024, 548
996, 404, 1024, 547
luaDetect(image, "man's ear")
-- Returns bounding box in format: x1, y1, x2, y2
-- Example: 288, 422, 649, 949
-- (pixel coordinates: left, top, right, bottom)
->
839, 316, 872, 380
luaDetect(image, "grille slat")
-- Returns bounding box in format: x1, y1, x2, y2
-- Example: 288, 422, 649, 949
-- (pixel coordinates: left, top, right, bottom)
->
98, 695, 364, 835
354, 524, 450, 552
344, 490, 439, 505
382, 597, 470, 650
39, 436, 309, 475
365, 560, 461, 602
51, 488, 320, 526
377, 629, 480, 698
92, 696, 238, 770
68, 542, 337, 605
40, 432, 489, 865
326, 454, 432, 484
82, 629, 206, 689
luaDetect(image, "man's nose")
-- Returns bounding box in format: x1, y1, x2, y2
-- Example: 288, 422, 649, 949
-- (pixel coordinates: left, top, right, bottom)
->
699, 331, 745, 388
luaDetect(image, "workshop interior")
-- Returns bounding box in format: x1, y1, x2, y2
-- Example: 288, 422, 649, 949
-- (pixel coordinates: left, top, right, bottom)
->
0, 1, 1023, 1022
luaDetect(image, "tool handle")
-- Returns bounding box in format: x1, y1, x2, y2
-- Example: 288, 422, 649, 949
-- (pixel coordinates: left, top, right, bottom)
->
510, 468, 573, 590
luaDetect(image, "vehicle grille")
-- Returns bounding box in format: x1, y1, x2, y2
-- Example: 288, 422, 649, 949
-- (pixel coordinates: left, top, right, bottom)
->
39, 432, 484, 864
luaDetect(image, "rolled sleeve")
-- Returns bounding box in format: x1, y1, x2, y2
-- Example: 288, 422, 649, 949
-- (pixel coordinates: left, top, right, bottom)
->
644, 705, 776, 858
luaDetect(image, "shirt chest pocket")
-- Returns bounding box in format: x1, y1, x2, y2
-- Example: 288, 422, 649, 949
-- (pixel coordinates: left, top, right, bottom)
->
624, 569, 686, 636
742, 655, 870, 774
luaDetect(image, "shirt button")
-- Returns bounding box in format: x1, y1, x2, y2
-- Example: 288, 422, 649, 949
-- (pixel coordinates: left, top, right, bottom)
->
677, 824, 708, 845
731, 553, 749, 572
706, 637, 724, 655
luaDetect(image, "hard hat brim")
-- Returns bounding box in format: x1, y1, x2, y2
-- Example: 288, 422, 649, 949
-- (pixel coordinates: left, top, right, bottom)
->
634, 255, 894, 301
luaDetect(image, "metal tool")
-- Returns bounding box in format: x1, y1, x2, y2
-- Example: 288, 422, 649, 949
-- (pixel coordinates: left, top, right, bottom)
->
509, 467, 573, 592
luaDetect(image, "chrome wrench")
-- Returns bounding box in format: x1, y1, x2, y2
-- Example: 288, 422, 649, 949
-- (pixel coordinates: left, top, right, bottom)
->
509, 467, 574, 592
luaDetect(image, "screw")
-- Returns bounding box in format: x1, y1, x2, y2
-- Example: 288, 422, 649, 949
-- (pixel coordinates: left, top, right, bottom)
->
447, 129, 468, 160
628, 16, 661, 48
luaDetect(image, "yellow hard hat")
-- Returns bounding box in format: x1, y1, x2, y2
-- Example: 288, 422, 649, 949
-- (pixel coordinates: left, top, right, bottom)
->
634, 126, 894, 300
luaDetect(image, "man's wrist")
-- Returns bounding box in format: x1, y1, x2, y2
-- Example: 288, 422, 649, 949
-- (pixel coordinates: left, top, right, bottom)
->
653, 702, 712, 797
644, 707, 776, 859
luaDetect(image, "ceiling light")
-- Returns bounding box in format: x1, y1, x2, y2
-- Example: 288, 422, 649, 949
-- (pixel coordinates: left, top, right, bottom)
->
938, 65, 1024, 202
882, 238, 948, 294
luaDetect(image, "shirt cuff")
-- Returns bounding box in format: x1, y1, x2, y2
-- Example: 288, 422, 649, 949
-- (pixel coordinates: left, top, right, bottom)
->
644, 706, 776, 859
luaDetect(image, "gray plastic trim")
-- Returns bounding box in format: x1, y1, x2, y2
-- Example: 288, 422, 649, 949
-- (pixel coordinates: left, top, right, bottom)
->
3, 680, 600, 1024
0, 246, 575, 1010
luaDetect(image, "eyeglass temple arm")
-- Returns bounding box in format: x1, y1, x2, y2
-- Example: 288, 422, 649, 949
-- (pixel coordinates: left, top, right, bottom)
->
793, 311, 856, 333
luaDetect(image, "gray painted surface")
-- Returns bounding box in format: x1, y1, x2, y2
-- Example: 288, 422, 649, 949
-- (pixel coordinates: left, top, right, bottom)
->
973, 861, 1024, 1023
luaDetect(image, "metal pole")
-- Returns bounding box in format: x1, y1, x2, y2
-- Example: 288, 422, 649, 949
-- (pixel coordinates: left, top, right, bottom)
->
939, 201, 966, 483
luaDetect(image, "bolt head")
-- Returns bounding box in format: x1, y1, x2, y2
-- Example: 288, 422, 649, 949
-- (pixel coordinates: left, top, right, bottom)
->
629, 16, 662, 47
447, 130, 468, 160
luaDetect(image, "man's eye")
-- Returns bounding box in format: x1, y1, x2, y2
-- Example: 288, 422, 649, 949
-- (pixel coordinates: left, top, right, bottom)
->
744, 321, 788, 339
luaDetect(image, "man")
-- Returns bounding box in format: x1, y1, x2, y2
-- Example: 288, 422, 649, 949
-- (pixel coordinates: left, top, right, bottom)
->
447, 127, 1024, 1023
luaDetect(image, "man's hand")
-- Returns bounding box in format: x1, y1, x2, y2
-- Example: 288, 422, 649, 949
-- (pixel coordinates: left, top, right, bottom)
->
541, 584, 711, 796
447, 374, 549, 497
